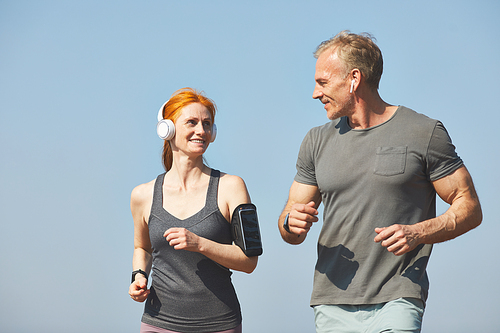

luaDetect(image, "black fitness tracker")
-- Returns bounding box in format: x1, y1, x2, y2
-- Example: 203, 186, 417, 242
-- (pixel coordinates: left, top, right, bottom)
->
231, 203, 263, 257
283, 213, 292, 233
131, 269, 148, 284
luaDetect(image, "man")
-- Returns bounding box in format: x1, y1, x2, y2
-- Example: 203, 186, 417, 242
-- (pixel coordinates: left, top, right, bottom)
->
278, 30, 482, 333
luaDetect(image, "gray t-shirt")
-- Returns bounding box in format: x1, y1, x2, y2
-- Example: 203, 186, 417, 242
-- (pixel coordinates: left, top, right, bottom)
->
294, 106, 463, 306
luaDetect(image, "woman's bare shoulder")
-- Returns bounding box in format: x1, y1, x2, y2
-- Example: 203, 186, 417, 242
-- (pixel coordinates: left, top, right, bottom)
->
218, 172, 251, 207
131, 179, 155, 207
219, 172, 247, 191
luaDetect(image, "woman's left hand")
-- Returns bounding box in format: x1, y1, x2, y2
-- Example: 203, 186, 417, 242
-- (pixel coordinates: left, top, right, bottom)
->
164, 228, 201, 252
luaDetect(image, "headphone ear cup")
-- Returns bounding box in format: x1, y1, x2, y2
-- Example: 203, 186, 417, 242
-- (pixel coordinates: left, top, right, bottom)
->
157, 119, 175, 140
157, 102, 175, 140
210, 124, 217, 143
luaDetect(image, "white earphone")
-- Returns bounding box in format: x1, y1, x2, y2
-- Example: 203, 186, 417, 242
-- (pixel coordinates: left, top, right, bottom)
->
350, 79, 355, 93
156, 102, 217, 142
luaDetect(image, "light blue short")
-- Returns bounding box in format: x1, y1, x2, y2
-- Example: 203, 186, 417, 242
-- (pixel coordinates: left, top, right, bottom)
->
313, 298, 425, 333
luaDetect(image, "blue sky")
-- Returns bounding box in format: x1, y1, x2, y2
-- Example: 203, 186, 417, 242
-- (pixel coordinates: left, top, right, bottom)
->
1, 1, 499, 332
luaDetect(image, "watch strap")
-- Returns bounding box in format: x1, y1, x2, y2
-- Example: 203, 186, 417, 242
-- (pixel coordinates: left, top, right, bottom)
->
131, 269, 148, 283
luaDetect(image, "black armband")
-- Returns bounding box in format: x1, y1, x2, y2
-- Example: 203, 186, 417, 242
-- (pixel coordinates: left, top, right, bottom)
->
231, 203, 263, 257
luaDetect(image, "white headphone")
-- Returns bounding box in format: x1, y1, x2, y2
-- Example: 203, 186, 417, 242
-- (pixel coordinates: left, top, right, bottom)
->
350, 79, 355, 93
156, 102, 217, 142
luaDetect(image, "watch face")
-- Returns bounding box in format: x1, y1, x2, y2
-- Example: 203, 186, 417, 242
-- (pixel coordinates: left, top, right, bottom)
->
284, 214, 290, 230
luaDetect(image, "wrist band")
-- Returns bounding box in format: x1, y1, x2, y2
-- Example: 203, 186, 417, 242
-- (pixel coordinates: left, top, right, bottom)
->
283, 213, 292, 233
131, 269, 148, 283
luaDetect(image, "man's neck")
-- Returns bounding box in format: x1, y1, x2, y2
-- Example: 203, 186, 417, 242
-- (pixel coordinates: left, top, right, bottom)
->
347, 91, 396, 129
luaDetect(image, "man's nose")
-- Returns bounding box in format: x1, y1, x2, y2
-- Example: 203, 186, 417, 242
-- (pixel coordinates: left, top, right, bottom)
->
312, 85, 322, 99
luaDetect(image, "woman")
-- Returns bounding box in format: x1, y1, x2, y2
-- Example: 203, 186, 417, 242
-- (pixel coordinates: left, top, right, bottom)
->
129, 88, 258, 333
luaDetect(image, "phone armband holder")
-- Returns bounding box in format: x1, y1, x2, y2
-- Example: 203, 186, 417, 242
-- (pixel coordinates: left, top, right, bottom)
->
231, 203, 263, 257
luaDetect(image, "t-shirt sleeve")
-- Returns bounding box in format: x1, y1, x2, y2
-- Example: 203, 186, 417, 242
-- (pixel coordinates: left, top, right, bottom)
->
294, 129, 318, 186
427, 121, 463, 181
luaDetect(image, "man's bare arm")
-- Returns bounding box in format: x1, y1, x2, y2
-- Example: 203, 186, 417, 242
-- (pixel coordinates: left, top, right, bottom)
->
375, 166, 482, 255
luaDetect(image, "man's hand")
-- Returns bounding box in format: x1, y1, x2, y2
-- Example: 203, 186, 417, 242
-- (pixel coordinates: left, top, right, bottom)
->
288, 201, 319, 236
279, 181, 322, 244
374, 224, 421, 256
129, 276, 149, 302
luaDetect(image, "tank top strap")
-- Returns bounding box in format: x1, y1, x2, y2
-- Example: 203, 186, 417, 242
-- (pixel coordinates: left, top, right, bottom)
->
205, 169, 221, 211
151, 173, 166, 215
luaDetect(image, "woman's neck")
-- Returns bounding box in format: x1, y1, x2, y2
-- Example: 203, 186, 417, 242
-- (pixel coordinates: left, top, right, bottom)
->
167, 154, 209, 190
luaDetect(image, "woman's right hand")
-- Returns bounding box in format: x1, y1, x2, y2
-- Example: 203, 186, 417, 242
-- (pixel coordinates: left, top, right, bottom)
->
129, 276, 150, 302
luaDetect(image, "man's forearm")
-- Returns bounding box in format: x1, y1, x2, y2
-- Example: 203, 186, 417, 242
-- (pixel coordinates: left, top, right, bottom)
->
417, 195, 482, 245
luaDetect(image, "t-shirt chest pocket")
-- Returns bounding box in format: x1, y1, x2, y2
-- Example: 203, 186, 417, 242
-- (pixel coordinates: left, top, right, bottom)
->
374, 146, 407, 176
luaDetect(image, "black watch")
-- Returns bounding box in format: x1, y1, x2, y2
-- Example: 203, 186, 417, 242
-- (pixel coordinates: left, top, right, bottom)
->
131, 269, 148, 283
283, 213, 292, 233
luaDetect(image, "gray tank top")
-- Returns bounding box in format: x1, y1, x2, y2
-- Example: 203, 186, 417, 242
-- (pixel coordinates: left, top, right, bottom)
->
141, 169, 242, 332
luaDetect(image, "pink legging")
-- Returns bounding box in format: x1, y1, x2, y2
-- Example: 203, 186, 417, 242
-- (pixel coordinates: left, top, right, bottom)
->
140, 322, 242, 333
